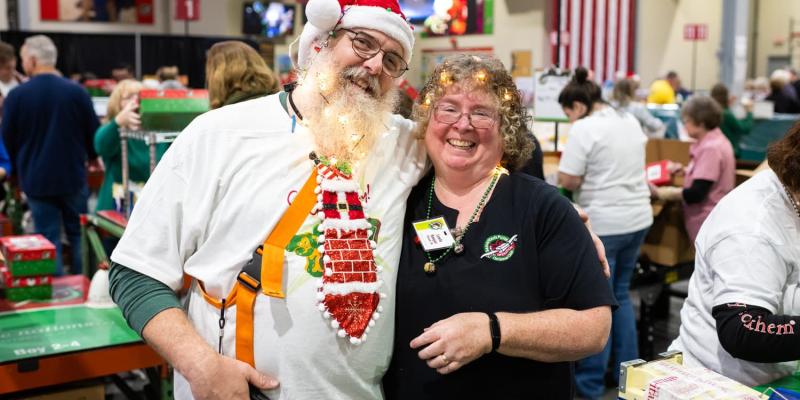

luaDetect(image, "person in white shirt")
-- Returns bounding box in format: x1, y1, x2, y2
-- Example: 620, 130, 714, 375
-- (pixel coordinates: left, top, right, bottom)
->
557, 67, 653, 399
669, 124, 800, 387
108, 1, 426, 399
0, 41, 25, 118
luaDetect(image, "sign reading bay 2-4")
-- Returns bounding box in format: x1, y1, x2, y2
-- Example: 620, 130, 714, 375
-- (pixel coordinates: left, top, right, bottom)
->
0, 305, 141, 363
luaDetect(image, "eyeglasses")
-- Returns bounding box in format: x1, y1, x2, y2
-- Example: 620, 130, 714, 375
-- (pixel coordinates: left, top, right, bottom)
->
337, 29, 408, 78
434, 104, 497, 129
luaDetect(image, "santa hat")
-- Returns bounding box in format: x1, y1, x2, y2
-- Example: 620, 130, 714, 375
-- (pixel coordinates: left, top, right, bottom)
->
293, 0, 415, 70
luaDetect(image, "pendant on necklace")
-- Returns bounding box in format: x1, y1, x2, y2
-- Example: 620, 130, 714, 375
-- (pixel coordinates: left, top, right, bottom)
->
423, 262, 436, 274
453, 242, 464, 254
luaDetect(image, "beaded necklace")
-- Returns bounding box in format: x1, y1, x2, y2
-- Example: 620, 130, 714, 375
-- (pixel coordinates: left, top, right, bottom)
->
783, 184, 800, 219
422, 169, 501, 274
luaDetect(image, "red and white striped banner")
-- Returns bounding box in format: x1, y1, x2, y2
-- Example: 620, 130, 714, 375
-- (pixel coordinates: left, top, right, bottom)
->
550, 0, 636, 83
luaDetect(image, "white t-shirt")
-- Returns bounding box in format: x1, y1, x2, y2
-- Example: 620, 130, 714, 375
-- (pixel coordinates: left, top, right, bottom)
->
669, 169, 800, 386
558, 106, 653, 235
0, 79, 19, 98
111, 93, 427, 399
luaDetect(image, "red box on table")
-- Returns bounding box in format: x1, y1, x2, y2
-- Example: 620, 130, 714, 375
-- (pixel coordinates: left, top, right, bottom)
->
646, 160, 671, 186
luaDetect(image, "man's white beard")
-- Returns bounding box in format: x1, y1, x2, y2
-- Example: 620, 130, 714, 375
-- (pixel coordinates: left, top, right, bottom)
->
302, 54, 399, 166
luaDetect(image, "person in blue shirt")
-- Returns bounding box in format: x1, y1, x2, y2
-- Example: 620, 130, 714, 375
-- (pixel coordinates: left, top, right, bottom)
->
1, 35, 99, 275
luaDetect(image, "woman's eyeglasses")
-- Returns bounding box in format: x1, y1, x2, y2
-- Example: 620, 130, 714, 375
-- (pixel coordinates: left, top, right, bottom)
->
434, 105, 497, 129
337, 29, 408, 78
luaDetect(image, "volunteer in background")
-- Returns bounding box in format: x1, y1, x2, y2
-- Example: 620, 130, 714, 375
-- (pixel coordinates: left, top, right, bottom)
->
557, 67, 653, 400
653, 96, 735, 243
205, 40, 280, 110
93, 79, 165, 213
711, 83, 752, 158
669, 122, 800, 386
611, 78, 665, 138
1, 35, 99, 275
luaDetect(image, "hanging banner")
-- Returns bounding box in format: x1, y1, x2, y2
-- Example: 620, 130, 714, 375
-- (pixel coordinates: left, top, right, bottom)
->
175, 0, 201, 21
39, 0, 154, 24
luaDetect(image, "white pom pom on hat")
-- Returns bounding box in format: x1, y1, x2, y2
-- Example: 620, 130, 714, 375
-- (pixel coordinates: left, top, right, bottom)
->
305, 0, 342, 29
292, 0, 415, 70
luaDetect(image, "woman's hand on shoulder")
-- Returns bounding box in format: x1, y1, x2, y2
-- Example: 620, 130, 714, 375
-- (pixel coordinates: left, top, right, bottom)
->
409, 312, 492, 375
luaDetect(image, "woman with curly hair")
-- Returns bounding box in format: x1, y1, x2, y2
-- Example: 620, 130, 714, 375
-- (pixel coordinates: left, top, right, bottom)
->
384, 55, 615, 399
205, 40, 280, 109
557, 67, 652, 399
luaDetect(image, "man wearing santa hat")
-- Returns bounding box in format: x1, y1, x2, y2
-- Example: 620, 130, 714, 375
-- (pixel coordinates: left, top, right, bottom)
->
108, 0, 425, 398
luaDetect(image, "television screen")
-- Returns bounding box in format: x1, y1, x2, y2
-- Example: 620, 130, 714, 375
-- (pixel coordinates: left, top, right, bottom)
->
398, 0, 494, 36
243, 1, 296, 38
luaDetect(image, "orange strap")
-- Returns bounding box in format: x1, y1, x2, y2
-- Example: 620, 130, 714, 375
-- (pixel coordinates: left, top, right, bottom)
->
260, 168, 319, 298
235, 277, 259, 366
234, 168, 318, 366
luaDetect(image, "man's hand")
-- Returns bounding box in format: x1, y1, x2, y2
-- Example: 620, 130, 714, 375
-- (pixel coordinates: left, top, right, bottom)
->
186, 352, 278, 400
410, 313, 491, 375
141, 308, 278, 400
573, 204, 610, 278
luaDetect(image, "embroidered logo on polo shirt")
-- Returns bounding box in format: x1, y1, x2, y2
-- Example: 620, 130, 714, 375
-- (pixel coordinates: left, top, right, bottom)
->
481, 234, 518, 261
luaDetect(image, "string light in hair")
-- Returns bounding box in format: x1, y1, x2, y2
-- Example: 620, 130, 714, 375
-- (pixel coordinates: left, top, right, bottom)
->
439, 70, 452, 86
474, 69, 488, 84
423, 93, 433, 107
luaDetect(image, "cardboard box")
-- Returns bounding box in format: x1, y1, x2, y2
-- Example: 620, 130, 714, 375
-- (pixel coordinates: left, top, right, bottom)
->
640, 201, 695, 267
0, 235, 56, 277
140, 89, 209, 131
645, 139, 691, 187
735, 160, 770, 186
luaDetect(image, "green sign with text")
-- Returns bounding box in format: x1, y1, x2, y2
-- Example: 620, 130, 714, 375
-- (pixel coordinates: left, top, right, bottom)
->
0, 305, 142, 363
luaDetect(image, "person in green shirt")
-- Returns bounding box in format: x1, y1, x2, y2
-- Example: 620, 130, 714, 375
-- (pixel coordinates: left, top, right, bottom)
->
711, 83, 753, 158
94, 79, 166, 212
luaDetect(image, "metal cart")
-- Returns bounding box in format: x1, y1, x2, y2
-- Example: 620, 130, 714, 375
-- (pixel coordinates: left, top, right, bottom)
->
119, 129, 179, 217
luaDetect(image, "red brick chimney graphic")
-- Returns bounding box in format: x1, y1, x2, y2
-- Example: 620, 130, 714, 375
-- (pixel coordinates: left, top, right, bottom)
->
315, 163, 383, 344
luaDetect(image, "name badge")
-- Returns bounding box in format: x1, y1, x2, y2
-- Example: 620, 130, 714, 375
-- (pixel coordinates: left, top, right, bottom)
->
412, 216, 455, 251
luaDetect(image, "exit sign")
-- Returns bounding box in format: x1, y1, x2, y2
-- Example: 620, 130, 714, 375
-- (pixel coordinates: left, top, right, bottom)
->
684, 24, 708, 41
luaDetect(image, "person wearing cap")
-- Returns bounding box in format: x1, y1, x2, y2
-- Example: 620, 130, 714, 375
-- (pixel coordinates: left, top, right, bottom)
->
107, 0, 424, 399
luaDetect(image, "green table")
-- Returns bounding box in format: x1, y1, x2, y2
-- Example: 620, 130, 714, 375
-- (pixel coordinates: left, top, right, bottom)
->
739, 114, 799, 161
0, 305, 140, 363
0, 305, 166, 396
754, 373, 800, 394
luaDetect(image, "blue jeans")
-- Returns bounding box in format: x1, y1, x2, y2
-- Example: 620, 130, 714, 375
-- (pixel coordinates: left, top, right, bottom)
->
27, 187, 88, 276
575, 227, 649, 399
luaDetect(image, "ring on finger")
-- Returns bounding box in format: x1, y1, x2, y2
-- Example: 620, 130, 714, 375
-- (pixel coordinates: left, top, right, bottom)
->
440, 354, 449, 363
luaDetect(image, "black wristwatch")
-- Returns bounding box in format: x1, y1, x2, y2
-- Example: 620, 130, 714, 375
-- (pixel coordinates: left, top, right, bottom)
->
486, 312, 501, 352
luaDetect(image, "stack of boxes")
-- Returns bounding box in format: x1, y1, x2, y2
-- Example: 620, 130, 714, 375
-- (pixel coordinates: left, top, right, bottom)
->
641, 139, 694, 266
0, 235, 56, 301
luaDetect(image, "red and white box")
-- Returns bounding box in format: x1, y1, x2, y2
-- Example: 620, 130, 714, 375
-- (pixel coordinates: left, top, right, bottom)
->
0, 234, 56, 262
646, 160, 671, 186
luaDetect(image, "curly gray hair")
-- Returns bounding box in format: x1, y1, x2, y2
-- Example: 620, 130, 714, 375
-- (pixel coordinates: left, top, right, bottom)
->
413, 54, 534, 171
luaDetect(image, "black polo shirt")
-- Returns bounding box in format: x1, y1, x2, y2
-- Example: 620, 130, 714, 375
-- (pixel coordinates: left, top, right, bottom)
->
384, 172, 617, 400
